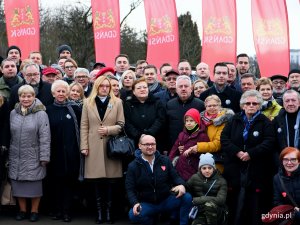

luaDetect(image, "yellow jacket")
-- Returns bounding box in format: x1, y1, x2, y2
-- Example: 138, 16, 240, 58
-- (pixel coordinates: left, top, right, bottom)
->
262, 100, 282, 121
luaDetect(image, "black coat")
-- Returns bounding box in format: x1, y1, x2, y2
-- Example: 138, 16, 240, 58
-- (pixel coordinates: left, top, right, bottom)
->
124, 94, 166, 147
154, 89, 177, 108
125, 150, 185, 206
221, 112, 276, 189
200, 85, 242, 113
273, 167, 300, 206
46, 103, 81, 178
9, 80, 54, 110
166, 96, 205, 149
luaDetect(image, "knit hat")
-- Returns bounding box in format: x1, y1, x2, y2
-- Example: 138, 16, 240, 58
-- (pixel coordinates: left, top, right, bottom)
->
42, 67, 58, 76
288, 69, 300, 79
58, 44, 72, 56
184, 108, 200, 126
199, 153, 216, 168
95, 67, 115, 80
6, 45, 21, 57
50, 64, 65, 75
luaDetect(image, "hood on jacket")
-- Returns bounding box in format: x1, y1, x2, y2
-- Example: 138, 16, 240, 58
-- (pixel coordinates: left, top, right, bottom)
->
213, 108, 235, 126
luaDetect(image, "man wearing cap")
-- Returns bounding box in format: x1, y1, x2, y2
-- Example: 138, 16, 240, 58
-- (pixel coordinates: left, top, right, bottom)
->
9, 63, 53, 110
74, 68, 92, 97
42, 67, 59, 84
93, 62, 106, 70
270, 74, 288, 105
195, 62, 213, 87
7, 45, 22, 73
57, 44, 72, 59
154, 70, 178, 107
288, 69, 300, 92
126, 134, 192, 225
114, 54, 130, 80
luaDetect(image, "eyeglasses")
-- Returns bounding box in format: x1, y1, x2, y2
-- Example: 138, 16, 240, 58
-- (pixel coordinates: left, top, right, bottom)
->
76, 76, 88, 79
65, 66, 75, 70
99, 84, 110, 89
141, 143, 156, 147
282, 158, 298, 164
25, 73, 40, 78
244, 102, 259, 106
273, 81, 286, 85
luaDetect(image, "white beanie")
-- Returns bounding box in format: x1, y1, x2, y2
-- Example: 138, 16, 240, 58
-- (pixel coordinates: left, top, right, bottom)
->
199, 153, 216, 168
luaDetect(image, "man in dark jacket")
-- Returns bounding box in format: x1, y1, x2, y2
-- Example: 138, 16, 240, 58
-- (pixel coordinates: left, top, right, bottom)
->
125, 135, 192, 225
9, 63, 53, 110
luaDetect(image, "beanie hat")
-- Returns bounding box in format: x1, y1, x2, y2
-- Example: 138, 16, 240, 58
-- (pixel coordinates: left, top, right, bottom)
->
288, 69, 300, 79
184, 108, 200, 126
58, 44, 72, 56
6, 45, 21, 57
42, 67, 58, 76
50, 64, 65, 75
95, 67, 115, 80
199, 153, 215, 168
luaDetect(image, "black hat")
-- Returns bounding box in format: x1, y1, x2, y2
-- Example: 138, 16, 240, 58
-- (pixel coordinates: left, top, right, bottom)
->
57, 44, 72, 56
270, 74, 288, 82
6, 45, 21, 57
288, 69, 300, 79
165, 69, 179, 77
93, 62, 106, 69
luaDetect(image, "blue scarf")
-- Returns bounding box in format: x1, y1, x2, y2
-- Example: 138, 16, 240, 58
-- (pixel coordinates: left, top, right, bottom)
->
242, 110, 261, 142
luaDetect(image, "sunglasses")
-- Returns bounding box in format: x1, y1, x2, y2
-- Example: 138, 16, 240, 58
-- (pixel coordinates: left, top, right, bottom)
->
244, 102, 259, 106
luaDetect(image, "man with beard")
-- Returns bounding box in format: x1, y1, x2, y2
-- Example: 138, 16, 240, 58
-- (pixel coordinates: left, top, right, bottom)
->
9, 63, 53, 110
270, 74, 287, 105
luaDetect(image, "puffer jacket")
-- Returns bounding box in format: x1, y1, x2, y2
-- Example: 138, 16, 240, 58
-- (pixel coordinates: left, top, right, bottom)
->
9, 99, 50, 181
186, 170, 227, 206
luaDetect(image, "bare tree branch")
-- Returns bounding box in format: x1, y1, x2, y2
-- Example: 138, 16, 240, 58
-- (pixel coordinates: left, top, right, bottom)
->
120, 0, 142, 27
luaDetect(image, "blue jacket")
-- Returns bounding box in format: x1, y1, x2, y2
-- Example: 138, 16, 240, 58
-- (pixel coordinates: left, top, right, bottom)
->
125, 150, 185, 206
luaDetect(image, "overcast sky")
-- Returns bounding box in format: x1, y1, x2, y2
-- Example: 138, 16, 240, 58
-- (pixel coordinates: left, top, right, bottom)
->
41, 0, 300, 56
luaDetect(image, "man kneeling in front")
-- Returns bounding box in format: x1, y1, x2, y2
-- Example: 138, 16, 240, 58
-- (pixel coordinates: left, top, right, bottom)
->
125, 135, 192, 225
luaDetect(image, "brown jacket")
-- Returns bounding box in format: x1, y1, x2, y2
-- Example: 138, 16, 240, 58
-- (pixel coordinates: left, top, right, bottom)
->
80, 98, 125, 178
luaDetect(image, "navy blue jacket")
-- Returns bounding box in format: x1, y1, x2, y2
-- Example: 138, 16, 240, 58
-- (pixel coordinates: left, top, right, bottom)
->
125, 150, 185, 206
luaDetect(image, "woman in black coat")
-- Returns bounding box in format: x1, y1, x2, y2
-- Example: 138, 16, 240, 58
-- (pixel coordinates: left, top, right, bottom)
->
221, 90, 276, 225
124, 77, 166, 152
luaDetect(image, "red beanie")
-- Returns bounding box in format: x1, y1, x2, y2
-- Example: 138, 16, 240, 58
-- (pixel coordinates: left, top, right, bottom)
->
95, 67, 115, 80
184, 108, 200, 126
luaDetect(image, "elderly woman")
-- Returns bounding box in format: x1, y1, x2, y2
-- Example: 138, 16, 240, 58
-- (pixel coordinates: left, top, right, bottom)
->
69, 82, 85, 107
63, 58, 78, 84
184, 95, 234, 173
193, 79, 208, 98
46, 80, 81, 222
120, 70, 136, 101
9, 85, 50, 222
80, 75, 124, 224
124, 77, 166, 150
273, 147, 300, 223
221, 90, 276, 225
256, 77, 282, 120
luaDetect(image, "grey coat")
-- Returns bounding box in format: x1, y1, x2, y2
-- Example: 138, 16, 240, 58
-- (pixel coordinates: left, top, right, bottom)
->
9, 99, 50, 181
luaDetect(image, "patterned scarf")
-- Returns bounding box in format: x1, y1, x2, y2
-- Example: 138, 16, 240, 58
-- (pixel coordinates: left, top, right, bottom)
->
201, 111, 218, 126
242, 110, 261, 142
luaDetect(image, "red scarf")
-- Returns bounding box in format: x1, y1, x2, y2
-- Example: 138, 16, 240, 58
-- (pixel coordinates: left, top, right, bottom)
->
201, 111, 218, 126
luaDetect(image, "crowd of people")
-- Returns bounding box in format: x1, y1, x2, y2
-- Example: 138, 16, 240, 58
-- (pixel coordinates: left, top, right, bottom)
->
0, 44, 300, 225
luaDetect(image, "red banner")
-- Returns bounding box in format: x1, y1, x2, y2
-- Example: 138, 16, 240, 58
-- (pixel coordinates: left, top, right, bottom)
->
144, 0, 179, 70
251, 0, 290, 77
202, 0, 237, 79
4, 0, 40, 60
91, 0, 120, 67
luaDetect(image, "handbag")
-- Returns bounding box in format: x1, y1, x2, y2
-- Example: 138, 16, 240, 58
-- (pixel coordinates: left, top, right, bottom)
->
107, 128, 135, 159
78, 153, 85, 182
189, 180, 217, 219
1, 179, 16, 205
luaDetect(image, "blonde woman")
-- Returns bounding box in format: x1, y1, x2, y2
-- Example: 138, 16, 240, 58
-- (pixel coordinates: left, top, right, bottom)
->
80, 75, 124, 223
193, 79, 208, 98
120, 70, 137, 101
69, 82, 85, 107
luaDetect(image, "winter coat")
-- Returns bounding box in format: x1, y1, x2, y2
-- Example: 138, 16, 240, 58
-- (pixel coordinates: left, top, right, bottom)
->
262, 100, 282, 121
154, 89, 177, 108
126, 150, 185, 206
166, 96, 205, 149
273, 167, 300, 206
186, 170, 227, 207
221, 112, 276, 190
9, 80, 54, 110
80, 97, 124, 179
200, 85, 242, 113
124, 94, 166, 147
9, 99, 50, 181
169, 123, 209, 181
0, 76, 23, 100
46, 102, 81, 178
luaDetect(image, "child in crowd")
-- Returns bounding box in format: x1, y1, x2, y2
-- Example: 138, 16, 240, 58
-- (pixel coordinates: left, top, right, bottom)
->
169, 108, 209, 181
187, 153, 227, 225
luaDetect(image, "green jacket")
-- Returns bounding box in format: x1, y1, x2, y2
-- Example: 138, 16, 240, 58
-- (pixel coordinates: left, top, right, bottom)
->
187, 170, 227, 207
0, 76, 23, 100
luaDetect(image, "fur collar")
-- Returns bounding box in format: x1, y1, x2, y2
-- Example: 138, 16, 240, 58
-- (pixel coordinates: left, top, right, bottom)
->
213, 108, 235, 126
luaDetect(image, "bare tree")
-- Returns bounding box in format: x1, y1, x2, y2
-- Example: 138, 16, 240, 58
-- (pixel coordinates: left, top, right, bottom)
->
120, 0, 142, 27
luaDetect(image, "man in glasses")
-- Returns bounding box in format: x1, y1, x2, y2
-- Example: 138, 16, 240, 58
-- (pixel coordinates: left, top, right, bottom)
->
200, 62, 242, 113
126, 134, 192, 225
9, 62, 53, 109
154, 70, 178, 107
270, 74, 287, 105
273, 89, 300, 154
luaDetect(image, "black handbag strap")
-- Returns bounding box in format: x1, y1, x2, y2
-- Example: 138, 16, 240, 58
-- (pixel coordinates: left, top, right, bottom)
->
204, 180, 216, 196
278, 175, 299, 207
